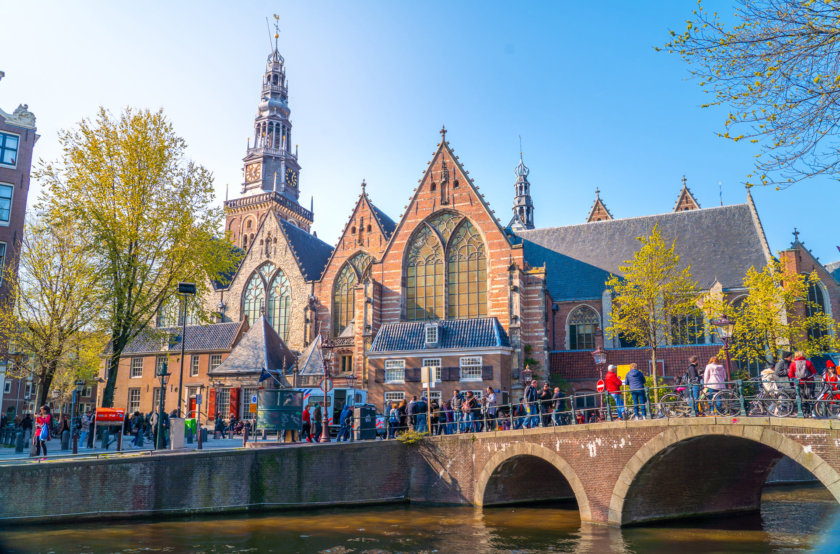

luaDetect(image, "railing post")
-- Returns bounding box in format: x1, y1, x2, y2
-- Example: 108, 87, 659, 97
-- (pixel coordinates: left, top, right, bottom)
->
605, 391, 613, 422
795, 378, 804, 418
737, 379, 747, 416
645, 387, 653, 419
509, 403, 514, 430
571, 394, 577, 424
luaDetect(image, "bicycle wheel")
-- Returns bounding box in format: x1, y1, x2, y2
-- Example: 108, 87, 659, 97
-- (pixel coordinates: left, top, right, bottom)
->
815, 395, 829, 418
768, 391, 795, 418
658, 393, 689, 418
713, 389, 741, 416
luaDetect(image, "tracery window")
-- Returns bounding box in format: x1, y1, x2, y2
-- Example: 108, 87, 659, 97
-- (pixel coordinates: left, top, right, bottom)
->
806, 280, 828, 341
267, 269, 291, 341
446, 220, 487, 319
333, 252, 373, 336
670, 313, 705, 345
568, 305, 600, 350
405, 225, 444, 321
242, 272, 265, 326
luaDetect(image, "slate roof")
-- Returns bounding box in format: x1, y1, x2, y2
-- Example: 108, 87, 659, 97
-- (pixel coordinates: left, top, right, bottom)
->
369, 318, 511, 353
209, 315, 295, 375
369, 201, 397, 239
298, 335, 326, 375
108, 322, 243, 355
515, 204, 769, 300
827, 261, 840, 284
277, 216, 334, 280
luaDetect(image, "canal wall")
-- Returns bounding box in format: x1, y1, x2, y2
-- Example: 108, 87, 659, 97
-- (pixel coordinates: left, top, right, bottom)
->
0, 441, 411, 524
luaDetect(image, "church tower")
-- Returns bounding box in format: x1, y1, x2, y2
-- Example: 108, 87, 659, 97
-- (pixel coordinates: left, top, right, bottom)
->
225, 21, 313, 249
508, 152, 535, 230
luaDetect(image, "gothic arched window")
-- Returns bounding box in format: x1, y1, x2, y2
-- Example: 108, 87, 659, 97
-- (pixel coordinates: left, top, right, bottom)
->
405, 226, 444, 321
806, 280, 828, 340
267, 269, 291, 341
242, 272, 265, 326
568, 305, 600, 350
670, 313, 705, 345
446, 220, 487, 319
333, 252, 372, 336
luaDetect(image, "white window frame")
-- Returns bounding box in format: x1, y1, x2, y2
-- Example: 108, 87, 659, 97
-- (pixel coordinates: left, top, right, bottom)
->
130, 357, 143, 379
215, 387, 230, 419
3, 381, 10, 394
0, 183, 13, 225
210, 354, 223, 372
155, 355, 168, 376
385, 359, 406, 384
24, 382, 32, 399
242, 386, 258, 420
428, 390, 442, 404
469, 390, 483, 400
384, 391, 405, 406
81, 386, 92, 397
425, 324, 438, 345
422, 358, 442, 383
459, 356, 482, 382
190, 355, 200, 377
0, 241, 5, 287
127, 387, 141, 414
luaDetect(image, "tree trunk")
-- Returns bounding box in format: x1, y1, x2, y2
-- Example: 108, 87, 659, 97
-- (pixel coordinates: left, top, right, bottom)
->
650, 346, 659, 404
101, 351, 122, 408
35, 361, 57, 410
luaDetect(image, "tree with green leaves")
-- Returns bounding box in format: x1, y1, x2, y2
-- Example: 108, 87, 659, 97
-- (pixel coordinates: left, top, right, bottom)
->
605, 225, 701, 402
663, 0, 840, 189
702, 259, 839, 365
0, 218, 102, 409
37, 108, 239, 408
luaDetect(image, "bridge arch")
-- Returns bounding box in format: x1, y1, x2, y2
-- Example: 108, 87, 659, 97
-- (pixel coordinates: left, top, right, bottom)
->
608, 425, 840, 526
474, 442, 591, 520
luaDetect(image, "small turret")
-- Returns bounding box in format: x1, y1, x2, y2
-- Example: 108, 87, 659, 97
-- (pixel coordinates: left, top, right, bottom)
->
508, 150, 535, 230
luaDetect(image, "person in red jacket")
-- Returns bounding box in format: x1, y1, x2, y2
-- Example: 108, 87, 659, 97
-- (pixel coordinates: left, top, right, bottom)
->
789, 351, 817, 416
605, 365, 625, 420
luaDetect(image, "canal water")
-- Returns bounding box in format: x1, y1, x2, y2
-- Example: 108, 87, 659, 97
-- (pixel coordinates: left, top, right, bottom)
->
1, 484, 838, 553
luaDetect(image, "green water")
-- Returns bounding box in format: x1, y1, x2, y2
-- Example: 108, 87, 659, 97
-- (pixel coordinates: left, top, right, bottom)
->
1, 484, 838, 553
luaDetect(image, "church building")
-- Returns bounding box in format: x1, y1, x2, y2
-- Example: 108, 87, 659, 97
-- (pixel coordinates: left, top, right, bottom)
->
106, 38, 839, 420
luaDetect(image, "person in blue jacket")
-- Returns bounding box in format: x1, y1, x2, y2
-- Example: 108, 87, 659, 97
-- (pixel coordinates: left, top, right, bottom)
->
625, 363, 648, 420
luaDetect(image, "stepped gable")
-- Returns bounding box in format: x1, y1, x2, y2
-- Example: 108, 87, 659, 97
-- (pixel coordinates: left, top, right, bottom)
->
370, 318, 510, 353
515, 204, 767, 300
107, 321, 244, 355
276, 215, 334, 280
209, 315, 295, 375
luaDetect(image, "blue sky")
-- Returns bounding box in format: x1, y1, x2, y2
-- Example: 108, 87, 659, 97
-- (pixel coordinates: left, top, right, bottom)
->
1, 1, 837, 265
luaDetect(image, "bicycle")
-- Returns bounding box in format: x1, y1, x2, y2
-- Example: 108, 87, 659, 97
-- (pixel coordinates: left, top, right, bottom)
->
747, 376, 795, 417
813, 381, 840, 418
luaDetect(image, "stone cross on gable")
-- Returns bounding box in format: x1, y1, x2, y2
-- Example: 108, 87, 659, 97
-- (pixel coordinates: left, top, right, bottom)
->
793, 227, 800, 242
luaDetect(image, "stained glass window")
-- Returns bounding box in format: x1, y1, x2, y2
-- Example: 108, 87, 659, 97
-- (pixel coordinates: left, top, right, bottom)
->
446, 220, 487, 319
405, 225, 444, 321
267, 269, 292, 341
670, 313, 705, 345
333, 263, 358, 335
806, 280, 827, 341
427, 211, 462, 243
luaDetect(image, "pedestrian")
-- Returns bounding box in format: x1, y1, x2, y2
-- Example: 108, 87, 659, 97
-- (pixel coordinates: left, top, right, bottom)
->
451, 390, 463, 433
415, 396, 428, 433
407, 396, 417, 430
552, 386, 568, 425
337, 402, 352, 442
524, 380, 540, 428
131, 411, 144, 447
34, 405, 51, 460
214, 413, 227, 439
397, 399, 407, 434
313, 403, 323, 441
430, 399, 440, 435
80, 411, 90, 448
789, 351, 817, 417
704, 356, 728, 414
388, 402, 399, 439
684, 356, 701, 414
625, 363, 647, 420
539, 383, 553, 427
301, 405, 311, 442
485, 387, 497, 430
442, 400, 453, 434
86, 412, 95, 449
21, 413, 32, 443
774, 352, 793, 386
605, 365, 625, 420
59, 414, 71, 438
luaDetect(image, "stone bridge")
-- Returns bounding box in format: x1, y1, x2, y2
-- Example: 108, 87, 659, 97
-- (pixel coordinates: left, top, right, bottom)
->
2, 417, 840, 526
412, 416, 840, 526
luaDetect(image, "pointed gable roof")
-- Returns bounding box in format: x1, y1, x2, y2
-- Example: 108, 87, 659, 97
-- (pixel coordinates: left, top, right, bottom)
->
209, 315, 295, 375
276, 215, 334, 280
298, 334, 326, 376
674, 176, 701, 212
586, 188, 613, 222
368, 200, 397, 239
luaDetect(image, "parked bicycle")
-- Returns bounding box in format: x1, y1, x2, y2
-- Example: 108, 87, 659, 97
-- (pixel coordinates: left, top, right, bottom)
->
746, 371, 795, 417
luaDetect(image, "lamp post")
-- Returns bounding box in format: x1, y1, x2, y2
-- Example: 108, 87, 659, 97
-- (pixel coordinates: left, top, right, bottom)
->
71, 379, 85, 454
321, 349, 332, 443
711, 315, 735, 381
156, 361, 170, 450
592, 346, 607, 411
196, 383, 204, 450
175, 282, 196, 418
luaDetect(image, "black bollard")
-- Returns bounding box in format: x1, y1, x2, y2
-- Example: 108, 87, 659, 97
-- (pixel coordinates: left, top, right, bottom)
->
14, 430, 24, 453
102, 428, 110, 450
186, 428, 193, 444
61, 430, 70, 451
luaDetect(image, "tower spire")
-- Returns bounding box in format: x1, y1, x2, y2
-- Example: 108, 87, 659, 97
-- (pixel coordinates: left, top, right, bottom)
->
508, 146, 534, 230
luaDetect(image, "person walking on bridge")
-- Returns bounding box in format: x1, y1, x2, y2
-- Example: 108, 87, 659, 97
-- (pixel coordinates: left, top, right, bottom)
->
789, 351, 817, 417
605, 365, 624, 420
625, 364, 647, 420
33, 405, 51, 460
451, 390, 463, 433
524, 380, 540, 428
704, 356, 728, 415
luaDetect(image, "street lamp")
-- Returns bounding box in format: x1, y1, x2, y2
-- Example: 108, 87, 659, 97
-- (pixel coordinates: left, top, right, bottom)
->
712, 315, 735, 381
175, 282, 196, 418
156, 361, 171, 449
196, 383, 205, 450
321, 349, 332, 443
71, 379, 85, 454
592, 346, 607, 411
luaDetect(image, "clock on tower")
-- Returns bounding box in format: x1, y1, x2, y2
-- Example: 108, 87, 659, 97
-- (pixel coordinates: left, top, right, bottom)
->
285, 168, 298, 188
245, 162, 262, 183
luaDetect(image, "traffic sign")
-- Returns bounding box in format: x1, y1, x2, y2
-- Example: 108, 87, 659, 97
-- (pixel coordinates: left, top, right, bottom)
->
196, 393, 202, 405
251, 394, 258, 404
596, 379, 605, 393
320, 377, 334, 393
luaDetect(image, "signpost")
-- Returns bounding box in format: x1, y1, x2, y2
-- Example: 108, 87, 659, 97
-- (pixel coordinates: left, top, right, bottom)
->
196, 389, 203, 450
421, 366, 434, 434
93, 407, 126, 452
596, 380, 605, 393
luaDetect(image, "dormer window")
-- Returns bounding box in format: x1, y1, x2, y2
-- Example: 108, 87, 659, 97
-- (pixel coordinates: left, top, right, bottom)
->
425, 323, 439, 347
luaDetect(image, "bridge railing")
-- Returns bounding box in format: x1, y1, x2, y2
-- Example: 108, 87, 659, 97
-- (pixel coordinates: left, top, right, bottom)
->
381, 375, 839, 439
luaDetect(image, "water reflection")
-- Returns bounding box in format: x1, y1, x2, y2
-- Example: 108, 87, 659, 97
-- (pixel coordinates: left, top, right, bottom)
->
1, 484, 836, 553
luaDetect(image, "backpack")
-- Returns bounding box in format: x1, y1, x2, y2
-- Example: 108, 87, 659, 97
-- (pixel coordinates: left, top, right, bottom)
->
794, 359, 809, 380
